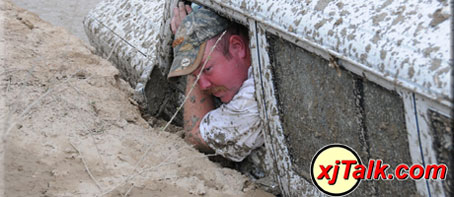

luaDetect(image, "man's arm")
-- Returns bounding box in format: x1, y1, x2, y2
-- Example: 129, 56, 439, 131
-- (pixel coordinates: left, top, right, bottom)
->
170, 2, 213, 152
183, 75, 214, 153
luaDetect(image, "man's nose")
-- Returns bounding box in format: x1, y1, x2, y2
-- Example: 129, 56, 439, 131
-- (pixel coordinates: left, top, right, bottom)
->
197, 76, 211, 90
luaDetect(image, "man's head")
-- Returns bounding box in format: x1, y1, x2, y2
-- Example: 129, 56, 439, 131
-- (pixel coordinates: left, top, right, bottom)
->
168, 8, 250, 103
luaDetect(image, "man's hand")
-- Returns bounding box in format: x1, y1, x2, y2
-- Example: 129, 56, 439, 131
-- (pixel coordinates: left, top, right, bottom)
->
171, 1, 192, 35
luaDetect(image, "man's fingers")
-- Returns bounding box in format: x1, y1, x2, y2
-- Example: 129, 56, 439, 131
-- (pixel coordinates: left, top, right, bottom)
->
173, 6, 180, 24
171, 17, 176, 34
178, 1, 186, 21
172, 2, 192, 34
185, 5, 192, 14
172, 6, 181, 34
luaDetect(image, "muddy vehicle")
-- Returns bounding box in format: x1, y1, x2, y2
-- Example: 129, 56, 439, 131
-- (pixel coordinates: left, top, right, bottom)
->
84, 0, 452, 196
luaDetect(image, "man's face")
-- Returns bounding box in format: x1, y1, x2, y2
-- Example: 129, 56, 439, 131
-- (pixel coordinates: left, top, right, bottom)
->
191, 39, 248, 103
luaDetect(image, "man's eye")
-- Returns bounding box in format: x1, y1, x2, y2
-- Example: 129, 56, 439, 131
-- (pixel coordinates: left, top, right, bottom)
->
204, 66, 212, 72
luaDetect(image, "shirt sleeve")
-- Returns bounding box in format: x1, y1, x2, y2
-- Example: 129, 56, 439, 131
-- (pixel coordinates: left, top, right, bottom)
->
199, 76, 264, 162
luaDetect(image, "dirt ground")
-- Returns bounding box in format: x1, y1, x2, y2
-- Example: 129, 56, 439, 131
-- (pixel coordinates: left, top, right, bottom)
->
0, 1, 272, 196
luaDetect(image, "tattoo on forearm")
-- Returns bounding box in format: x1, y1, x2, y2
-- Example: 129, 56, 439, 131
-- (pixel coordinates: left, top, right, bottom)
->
191, 115, 200, 127
185, 115, 200, 131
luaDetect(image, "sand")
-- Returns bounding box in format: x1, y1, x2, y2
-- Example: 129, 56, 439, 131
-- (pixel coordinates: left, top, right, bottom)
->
0, 1, 272, 196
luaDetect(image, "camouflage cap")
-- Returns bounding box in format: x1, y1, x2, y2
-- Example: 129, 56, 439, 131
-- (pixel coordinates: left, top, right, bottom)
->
168, 7, 229, 78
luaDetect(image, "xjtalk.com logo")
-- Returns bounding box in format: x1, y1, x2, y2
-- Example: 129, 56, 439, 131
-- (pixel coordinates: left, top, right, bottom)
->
310, 144, 448, 196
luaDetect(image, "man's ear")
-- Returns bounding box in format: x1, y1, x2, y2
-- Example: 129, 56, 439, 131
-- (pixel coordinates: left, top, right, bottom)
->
228, 35, 246, 59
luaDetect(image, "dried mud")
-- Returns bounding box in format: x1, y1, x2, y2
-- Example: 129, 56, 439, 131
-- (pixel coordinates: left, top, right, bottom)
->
0, 1, 271, 196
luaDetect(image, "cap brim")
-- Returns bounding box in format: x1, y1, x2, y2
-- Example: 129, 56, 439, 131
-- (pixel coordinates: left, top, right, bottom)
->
168, 42, 207, 78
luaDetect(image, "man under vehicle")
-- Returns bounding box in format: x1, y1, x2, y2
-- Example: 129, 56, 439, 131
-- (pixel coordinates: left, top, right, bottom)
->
168, 3, 264, 162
